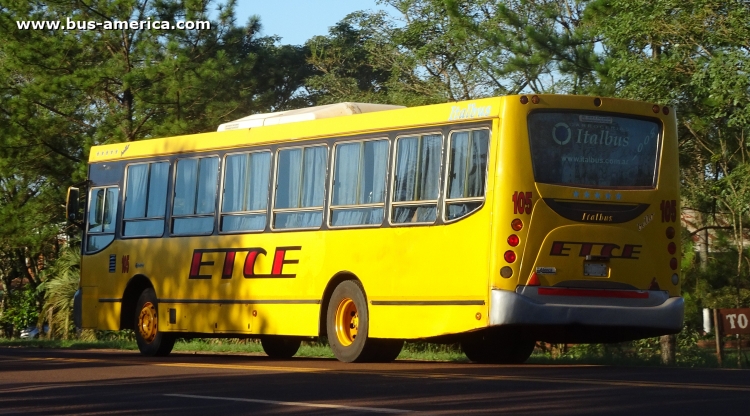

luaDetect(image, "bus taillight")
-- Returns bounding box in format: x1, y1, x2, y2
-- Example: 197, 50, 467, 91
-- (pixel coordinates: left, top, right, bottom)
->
668, 242, 676, 255
666, 226, 675, 239
511, 218, 523, 231
520, 95, 529, 104
504, 250, 516, 263
507, 234, 519, 247
652, 104, 660, 113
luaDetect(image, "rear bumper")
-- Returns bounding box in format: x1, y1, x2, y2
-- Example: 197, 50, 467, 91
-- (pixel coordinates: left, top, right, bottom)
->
489, 288, 684, 341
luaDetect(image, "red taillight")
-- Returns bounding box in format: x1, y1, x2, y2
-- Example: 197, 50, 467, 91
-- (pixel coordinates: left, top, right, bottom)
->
511, 218, 523, 231
652, 104, 660, 113
520, 95, 529, 104
662, 106, 669, 115
670, 257, 678, 270
531, 95, 540, 104
668, 242, 676, 255
666, 226, 675, 239
504, 250, 516, 263
507, 234, 519, 247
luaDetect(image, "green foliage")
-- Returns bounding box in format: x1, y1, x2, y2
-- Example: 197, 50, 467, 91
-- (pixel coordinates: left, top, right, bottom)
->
38, 244, 81, 339
0, 285, 38, 335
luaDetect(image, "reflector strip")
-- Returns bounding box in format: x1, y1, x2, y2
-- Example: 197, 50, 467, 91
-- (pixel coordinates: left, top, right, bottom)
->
537, 287, 649, 299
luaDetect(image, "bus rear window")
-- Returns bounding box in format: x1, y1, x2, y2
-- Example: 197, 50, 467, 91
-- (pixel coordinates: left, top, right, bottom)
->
528, 111, 661, 188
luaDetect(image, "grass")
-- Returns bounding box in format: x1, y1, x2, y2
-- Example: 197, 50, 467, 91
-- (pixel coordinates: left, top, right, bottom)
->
0, 336, 746, 368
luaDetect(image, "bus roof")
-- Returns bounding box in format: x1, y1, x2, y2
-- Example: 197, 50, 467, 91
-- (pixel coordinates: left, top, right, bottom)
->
88, 96, 502, 163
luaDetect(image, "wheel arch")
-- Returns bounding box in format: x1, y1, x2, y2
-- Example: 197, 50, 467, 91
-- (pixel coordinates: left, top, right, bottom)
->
120, 274, 154, 330
319, 271, 364, 337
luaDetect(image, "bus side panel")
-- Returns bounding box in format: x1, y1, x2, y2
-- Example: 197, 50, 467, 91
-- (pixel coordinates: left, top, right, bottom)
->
80, 286, 98, 329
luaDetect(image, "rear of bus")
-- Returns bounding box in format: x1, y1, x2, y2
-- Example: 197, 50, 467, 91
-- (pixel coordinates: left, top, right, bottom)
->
490, 95, 683, 343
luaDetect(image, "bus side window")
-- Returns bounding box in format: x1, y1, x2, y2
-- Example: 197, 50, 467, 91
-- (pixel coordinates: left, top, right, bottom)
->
330, 139, 388, 227
444, 129, 489, 221
391, 134, 442, 224
220, 151, 271, 233
172, 156, 219, 235
87, 186, 119, 252
123, 162, 169, 237
273, 145, 327, 229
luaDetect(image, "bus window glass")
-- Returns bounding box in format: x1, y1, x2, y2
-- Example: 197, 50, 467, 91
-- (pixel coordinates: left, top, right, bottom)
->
147, 162, 169, 217
445, 129, 489, 220
331, 139, 388, 227
221, 151, 270, 232
172, 156, 218, 235
392, 134, 441, 224
528, 111, 661, 188
124, 163, 148, 218
274, 146, 327, 229
87, 186, 118, 252
174, 158, 198, 216
123, 162, 168, 237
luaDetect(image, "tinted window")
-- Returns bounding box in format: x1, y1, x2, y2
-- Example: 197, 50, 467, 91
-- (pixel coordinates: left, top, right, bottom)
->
392, 134, 442, 224
87, 186, 118, 252
445, 129, 489, 220
331, 140, 388, 227
273, 146, 327, 229
172, 156, 219, 235
123, 162, 168, 237
221, 151, 271, 232
528, 112, 661, 188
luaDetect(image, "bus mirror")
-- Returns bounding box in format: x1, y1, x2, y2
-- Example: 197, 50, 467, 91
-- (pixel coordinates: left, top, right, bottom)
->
66, 187, 80, 225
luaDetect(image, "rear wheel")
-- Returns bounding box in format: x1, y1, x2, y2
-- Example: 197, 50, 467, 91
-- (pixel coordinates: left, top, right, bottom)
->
134, 288, 175, 357
260, 336, 302, 358
461, 329, 535, 364
327, 280, 399, 362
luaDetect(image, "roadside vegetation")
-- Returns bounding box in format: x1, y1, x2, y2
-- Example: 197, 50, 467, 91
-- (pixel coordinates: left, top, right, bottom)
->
1, 0, 748, 368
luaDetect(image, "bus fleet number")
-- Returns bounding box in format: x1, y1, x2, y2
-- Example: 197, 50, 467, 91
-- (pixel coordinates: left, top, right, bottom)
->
660, 199, 677, 222
513, 191, 532, 215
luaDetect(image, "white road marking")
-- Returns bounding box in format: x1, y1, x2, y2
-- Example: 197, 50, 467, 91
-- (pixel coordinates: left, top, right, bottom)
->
164, 393, 411, 414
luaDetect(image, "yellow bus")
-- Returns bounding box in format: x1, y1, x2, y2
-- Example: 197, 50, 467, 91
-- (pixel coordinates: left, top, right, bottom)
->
69, 95, 683, 363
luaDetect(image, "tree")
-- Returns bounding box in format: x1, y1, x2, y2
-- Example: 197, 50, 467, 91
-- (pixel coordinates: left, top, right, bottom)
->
0, 0, 313, 335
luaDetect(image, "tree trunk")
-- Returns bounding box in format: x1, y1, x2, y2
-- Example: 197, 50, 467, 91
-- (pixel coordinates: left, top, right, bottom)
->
660, 334, 676, 365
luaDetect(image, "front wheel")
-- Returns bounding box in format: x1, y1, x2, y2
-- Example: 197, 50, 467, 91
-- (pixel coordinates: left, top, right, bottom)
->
134, 288, 175, 357
260, 336, 302, 358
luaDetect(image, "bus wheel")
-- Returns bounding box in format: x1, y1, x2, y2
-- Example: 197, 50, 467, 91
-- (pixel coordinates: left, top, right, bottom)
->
461, 329, 535, 364
260, 336, 301, 358
326, 280, 376, 362
134, 288, 175, 357
371, 339, 404, 363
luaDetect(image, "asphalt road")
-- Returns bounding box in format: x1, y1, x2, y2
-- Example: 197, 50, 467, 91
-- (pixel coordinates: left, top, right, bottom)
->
1, 348, 748, 415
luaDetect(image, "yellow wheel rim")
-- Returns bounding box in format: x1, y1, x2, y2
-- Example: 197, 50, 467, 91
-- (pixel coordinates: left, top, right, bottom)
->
138, 301, 158, 343
334, 298, 358, 346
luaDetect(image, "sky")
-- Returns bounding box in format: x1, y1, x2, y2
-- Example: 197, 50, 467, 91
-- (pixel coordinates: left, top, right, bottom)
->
233, 0, 393, 45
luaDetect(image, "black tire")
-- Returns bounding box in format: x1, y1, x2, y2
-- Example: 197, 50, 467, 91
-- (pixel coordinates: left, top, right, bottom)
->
461, 329, 535, 364
326, 280, 403, 363
260, 336, 302, 358
134, 288, 175, 357
371, 339, 404, 363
